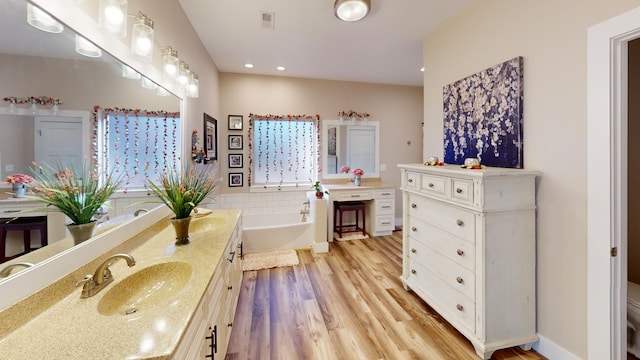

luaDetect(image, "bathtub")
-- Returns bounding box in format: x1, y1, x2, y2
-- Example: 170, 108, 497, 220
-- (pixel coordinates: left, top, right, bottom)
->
242, 212, 315, 253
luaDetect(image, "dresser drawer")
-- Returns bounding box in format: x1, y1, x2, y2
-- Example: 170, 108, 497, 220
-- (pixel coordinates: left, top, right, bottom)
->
375, 216, 395, 231
413, 243, 475, 300
375, 189, 395, 199
408, 195, 475, 242
420, 174, 449, 197
451, 178, 474, 204
408, 261, 475, 333
407, 216, 474, 271
404, 172, 419, 191
333, 190, 373, 201
375, 199, 395, 214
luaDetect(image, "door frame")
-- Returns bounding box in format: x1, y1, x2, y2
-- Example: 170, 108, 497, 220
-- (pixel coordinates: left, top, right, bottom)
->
587, 6, 640, 359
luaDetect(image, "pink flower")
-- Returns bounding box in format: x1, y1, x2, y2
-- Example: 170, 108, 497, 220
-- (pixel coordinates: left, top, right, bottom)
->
5, 173, 34, 184
352, 168, 364, 176
340, 165, 350, 173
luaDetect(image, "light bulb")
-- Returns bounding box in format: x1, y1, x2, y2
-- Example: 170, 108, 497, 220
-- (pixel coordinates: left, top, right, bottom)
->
131, 12, 154, 61
99, 0, 127, 38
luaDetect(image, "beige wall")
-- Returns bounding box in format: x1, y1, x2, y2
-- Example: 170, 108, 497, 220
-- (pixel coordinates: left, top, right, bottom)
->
423, 0, 640, 357
219, 73, 423, 212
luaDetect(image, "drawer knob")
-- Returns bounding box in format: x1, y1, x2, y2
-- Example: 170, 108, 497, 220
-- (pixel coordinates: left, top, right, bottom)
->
411, 269, 417, 274
456, 304, 464, 311
456, 219, 464, 226
408, 178, 414, 183
456, 276, 463, 284
428, 183, 435, 188
411, 248, 417, 253
411, 226, 417, 232
228, 285, 233, 290
456, 249, 464, 256
456, 188, 463, 194
411, 203, 417, 209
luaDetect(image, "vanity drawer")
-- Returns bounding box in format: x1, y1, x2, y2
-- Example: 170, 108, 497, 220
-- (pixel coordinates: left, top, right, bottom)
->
408, 195, 475, 242
333, 190, 373, 201
420, 174, 449, 198
375, 189, 395, 199
375, 199, 395, 215
404, 172, 419, 191
452, 178, 474, 204
375, 215, 395, 231
407, 216, 474, 271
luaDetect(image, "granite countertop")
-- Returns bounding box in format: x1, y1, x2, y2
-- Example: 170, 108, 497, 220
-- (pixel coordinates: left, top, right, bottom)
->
0, 208, 241, 359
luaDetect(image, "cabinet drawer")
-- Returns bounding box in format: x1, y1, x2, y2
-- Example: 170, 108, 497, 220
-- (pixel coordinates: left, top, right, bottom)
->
333, 190, 373, 201
375, 215, 395, 231
451, 178, 473, 204
420, 174, 449, 197
376, 199, 395, 214
404, 172, 419, 190
407, 216, 474, 271
376, 189, 395, 199
408, 195, 475, 242
408, 261, 475, 332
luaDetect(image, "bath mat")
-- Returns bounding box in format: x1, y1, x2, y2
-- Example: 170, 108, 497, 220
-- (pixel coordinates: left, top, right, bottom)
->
333, 232, 370, 241
242, 249, 299, 271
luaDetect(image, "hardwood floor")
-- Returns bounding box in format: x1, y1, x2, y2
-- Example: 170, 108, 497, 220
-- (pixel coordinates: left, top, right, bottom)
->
226, 231, 546, 360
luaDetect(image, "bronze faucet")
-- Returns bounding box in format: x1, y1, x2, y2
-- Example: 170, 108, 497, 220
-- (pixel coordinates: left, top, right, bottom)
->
0, 262, 34, 278
75, 253, 136, 298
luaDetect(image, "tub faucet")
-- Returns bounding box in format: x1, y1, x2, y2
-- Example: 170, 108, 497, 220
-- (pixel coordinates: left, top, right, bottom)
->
0, 262, 34, 278
75, 253, 136, 298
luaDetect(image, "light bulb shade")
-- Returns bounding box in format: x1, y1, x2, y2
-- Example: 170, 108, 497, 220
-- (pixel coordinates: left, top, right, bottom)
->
75, 35, 102, 58
178, 62, 190, 88
131, 12, 154, 61
140, 77, 158, 90
334, 0, 370, 22
27, 4, 63, 33
187, 73, 199, 98
162, 47, 179, 79
122, 64, 141, 79
157, 87, 170, 97
99, 0, 127, 38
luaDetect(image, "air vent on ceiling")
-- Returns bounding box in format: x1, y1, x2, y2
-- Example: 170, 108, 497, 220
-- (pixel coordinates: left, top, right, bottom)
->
261, 11, 275, 30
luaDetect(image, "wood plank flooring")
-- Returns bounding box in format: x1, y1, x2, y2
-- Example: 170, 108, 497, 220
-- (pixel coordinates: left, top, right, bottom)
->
226, 231, 547, 360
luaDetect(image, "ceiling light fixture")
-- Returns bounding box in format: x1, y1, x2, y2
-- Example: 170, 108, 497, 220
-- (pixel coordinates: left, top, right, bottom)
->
162, 47, 179, 80
75, 35, 102, 58
99, 0, 127, 38
244, 63, 254, 69
131, 12, 154, 61
334, 0, 370, 22
276, 66, 286, 71
26, 3, 63, 33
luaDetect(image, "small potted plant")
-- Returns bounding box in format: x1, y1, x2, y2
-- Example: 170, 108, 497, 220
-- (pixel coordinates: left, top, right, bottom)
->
5, 173, 34, 197
312, 181, 329, 199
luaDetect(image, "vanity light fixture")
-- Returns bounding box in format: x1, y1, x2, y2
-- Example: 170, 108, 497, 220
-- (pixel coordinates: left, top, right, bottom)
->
334, 0, 370, 22
140, 76, 158, 90
187, 72, 199, 98
162, 47, 180, 80
178, 61, 191, 89
157, 87, 170, 97
75, 35, 102, 58
99, 0, 127, 38
121, 64, 141, 80
26, 3, 63, 33
131, 12, 154, 61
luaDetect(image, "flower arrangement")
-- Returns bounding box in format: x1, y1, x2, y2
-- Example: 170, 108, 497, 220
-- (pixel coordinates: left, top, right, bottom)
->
5, 173, 34, 184
148, 164, 218, 219
352, 168, 364, 176
338, 110, 370, 120
340, 165, 350, 173
29, 162, 123, 225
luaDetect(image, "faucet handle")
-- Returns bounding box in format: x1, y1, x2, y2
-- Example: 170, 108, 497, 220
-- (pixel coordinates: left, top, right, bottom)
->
75, 274, 94, 288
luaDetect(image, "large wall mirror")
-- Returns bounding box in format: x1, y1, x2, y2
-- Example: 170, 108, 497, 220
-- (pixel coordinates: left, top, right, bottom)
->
0, 0, 180, 279
321, 120, 380, 179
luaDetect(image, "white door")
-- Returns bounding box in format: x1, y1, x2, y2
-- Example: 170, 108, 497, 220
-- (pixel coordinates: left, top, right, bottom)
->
346, 127, 375, 173
34, 116, 83, 171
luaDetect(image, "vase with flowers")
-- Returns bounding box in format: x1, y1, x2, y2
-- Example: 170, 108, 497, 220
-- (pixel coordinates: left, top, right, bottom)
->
29, 161, 123, 245
148, 164, 218, 246
339, 165, 350, 174
5, 173, 34, 198
352, 168, 364, 186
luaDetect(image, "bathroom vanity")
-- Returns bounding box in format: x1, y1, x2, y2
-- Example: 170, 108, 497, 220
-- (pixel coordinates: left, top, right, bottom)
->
0, 208, 243, 359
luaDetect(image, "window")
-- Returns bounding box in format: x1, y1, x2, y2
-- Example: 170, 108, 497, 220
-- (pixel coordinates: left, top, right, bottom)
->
249, 114, 319, 188
94, 108, 181, 190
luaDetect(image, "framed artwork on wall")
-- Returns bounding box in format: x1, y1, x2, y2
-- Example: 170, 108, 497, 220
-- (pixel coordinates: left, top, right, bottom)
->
228, 115, 243, 130
228, 135, 243, 150
228, 154, 243, 168
203, 113, 217, 163
229, 172, 243, 187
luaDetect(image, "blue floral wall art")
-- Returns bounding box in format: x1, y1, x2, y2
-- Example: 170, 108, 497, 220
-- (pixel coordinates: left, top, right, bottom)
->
443, 56, 524, 168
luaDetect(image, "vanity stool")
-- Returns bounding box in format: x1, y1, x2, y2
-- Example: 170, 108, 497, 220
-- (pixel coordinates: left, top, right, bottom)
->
0, 216, 48, 263
334, 201, 366, 238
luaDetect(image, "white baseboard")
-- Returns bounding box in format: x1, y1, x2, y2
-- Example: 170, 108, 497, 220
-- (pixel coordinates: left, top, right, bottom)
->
533, 334, 583, 360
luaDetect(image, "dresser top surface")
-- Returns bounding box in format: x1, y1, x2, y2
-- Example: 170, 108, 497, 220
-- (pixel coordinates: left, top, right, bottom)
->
398, 164, 539, 178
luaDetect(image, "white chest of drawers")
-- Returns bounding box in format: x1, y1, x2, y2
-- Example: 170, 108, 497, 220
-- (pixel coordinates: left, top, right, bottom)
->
398, 164, 539, 359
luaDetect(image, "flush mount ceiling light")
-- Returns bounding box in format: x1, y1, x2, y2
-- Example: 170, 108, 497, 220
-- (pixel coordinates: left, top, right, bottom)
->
131, 12, 154, 61
26, 3, 63, 33
99, 0, 127, 38
334, 0, 370, 22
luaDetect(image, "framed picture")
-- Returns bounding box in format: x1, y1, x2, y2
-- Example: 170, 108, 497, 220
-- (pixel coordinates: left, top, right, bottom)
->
203, 113, 217, 163
228, 154, 243, 168
228, 115, 243, 130
228, 135, 243, 150
229, 172, 243, 187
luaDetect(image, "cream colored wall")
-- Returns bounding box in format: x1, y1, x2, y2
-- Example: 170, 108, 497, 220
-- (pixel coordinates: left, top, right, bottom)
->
423, 0, 640, 357
219, 73, 423, 215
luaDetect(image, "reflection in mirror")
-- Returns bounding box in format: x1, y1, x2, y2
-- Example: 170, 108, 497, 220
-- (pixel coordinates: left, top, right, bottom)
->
0, 0, 180, 270
204, 113, 218, 164
321, 120, 380, 179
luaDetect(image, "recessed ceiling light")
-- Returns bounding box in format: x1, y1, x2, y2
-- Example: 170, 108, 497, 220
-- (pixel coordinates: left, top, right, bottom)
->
244, 63, 254, 69
420, 67, 425, 72
276, 66, 286, 71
